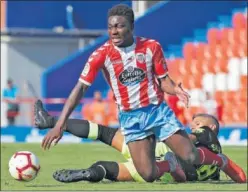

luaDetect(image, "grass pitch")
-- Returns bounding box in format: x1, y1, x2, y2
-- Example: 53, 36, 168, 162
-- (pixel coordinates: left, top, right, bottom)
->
1, 143, 247, 191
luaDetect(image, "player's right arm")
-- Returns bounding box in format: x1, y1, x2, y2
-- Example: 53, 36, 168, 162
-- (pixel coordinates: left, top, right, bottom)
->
56, 82, 88, 131
42, 46, 107, 150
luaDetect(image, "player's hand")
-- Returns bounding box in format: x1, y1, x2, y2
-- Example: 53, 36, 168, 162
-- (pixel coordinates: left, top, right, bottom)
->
41, 124, 64, 150
174, 83, 190, 108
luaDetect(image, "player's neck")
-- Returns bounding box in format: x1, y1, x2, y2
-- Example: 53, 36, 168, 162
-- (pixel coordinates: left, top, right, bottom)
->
118, 36, 135, 48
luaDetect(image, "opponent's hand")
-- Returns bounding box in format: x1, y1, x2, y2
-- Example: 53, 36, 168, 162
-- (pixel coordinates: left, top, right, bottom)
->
174, 83, 190, 108
41, 124, 64, 150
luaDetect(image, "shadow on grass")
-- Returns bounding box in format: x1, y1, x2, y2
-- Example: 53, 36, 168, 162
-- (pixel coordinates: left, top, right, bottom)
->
157, 180, 236, 185
25, 184, 63, 187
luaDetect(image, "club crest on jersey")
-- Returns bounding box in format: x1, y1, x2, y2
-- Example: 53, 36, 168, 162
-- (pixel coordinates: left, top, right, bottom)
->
119, 66, 146, 86
126, 56, 134, 64
136, 53, 145, 63
81, 63, 90, 76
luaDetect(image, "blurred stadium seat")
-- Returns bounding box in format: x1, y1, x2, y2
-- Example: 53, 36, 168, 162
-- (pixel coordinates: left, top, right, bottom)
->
169, 7, 247, 124
1, 2, 246, 127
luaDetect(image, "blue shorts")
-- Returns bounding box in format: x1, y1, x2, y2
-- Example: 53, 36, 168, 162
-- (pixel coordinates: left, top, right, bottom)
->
119, 102, 184, 144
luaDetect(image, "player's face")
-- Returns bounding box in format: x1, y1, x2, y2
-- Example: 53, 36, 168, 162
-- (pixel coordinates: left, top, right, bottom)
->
190, 116, 216, 132
108, 16, 133, 47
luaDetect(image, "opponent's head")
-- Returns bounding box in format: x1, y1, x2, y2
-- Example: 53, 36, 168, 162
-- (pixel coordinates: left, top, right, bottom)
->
108, 4, 134, 47
191, 113, 219, 135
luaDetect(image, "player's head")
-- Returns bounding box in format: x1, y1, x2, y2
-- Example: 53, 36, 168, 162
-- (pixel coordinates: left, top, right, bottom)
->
191, 113, 219, 135
7, 78, 13, 88
94, 91, 102, 102
108, 4, 134, 47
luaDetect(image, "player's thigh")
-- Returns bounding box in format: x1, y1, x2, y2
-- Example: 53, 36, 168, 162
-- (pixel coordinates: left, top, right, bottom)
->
111, 129, 124, 152
163, 130, 197, 161
119, 162, 145, 182
127, 135, 157, 175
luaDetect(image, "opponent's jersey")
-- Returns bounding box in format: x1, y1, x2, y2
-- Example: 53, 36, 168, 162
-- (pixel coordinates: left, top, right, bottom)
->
191, 126, 222, 181
79, 37, 168, 111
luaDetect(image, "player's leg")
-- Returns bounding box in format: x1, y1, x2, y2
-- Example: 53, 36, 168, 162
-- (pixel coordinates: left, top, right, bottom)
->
165, 130, 246, 182
126, 135, 186, 182
119, 161, 174, 183
111, 129, 124, 152
127, 135, 158, 182
34, 100, 124, 152
158, 105, 246, 183
53, 160, 133, 183
165, 152, 198, 182
119, 103, 186, 182
116, 163, 134, 181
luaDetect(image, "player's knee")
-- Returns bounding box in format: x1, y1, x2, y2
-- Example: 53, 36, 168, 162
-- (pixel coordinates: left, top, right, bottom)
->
139, 170, 156, 182
90, 161, 119, 181
142, 174, 156, 182
91, 161, 103, 167
186, 151, 197, 164
179, 149, 197, 164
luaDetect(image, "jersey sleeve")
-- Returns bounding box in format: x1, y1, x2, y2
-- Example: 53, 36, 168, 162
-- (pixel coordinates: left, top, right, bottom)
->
152, 42, 168, 79
79, 48, 106, 86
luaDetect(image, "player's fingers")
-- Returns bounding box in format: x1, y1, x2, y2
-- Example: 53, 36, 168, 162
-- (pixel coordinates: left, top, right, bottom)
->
178, 82, 182, 88
178, 83, 190, 97
42, 137, 50, 150
41, 135, 48, 149
54, 135, 62, 146
182, 89, 190, 97
181, 92, 190, 102
46, 136, 55, 150
185, 97, 189, 108
183, 92, 189, 100
180, 95, 188, 108
183, 91, 190, 98
186, 91, 191, 98
186, 94, 190, 107
43, 135, 53, 150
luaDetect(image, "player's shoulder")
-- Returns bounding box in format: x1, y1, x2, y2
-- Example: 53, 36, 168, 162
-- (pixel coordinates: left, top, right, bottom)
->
89, 40, 112, 60
137, 36, 161, 47
95, 40, 112, 52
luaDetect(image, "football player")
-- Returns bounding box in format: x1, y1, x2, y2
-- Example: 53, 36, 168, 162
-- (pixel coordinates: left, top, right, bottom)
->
35, 100, 246, 183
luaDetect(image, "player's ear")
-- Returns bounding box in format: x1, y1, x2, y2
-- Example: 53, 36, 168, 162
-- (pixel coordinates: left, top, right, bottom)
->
209, 124, 216, 132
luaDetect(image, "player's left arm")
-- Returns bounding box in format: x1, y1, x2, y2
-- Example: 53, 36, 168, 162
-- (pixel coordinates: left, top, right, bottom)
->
152, 42, 190, 107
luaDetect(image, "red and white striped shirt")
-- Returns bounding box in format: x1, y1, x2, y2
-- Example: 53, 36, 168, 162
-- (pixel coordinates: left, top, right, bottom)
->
79, 37, 168, 111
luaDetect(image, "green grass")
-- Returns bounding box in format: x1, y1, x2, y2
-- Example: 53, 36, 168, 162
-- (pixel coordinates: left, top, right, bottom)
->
1, 143, 247, 191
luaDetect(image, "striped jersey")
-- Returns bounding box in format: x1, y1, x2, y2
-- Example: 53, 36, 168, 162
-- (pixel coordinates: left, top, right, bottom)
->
79, 36, 168, 111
